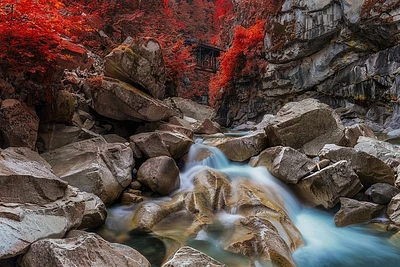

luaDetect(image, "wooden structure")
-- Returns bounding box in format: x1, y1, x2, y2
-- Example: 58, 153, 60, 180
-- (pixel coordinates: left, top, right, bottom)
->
185, 38, 223, 73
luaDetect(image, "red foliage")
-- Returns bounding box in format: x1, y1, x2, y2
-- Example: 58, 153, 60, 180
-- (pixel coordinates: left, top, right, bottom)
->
0, 0, 83, 75
209, 20, 265, 106
214, 0, 234, 28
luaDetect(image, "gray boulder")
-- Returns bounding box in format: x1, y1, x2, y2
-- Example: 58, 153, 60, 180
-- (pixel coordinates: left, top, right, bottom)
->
21, 231, 150, 267
293, 160, 363, 209
265, 99, 345, 156
334, 197, 385, 227
166, 97, 215, 121
42, 137, 133, 204
387, 193, 400, 225
366, 183, 400, 205
137, 156, 180, 196
104, 37, 166, 100
249, 146, 316, 184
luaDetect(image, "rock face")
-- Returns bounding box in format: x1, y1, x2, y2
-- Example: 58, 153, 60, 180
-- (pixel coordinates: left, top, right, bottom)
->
0, 187, 85, 259
217, 0, 400, 129
104, 37, 166, 100
42, 137, 133, 204
0, 99, 39, 150
334, 197, 385, 227
366, 183, 400, 205
90, 77, 178, 122
319, 144, 395, 185
130, 131, 193, 159
0, 147, 67, 205
137, 156, 180, 196
387, 193, 400, 225
249, 146, 316, 184
293, 160, 363, 208
162, 246, 227, 267
21, 232, 150, 267
265, 99, 345, 156
208, 131, 268, 162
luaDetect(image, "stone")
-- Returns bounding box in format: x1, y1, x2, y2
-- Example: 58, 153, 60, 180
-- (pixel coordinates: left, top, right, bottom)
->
42, 137, 133, 204
365, 183, 400, 205
38, 124, 99, 152
37, 90, 75, 124
166, 97, 215, 121
387, 193, 400, 225
21, 232, 150, 267
334, 198, 385, 227
293, 160, 363, 209
104, 37, 166, 99
0, 147, 67, 205
193, 119, 221, 134
162, 246, 227, 267
319, 144, 395, 185
0, 187, 86, 259
90, 77, 178, 122
158, 123, 194, 139
102, 134, 128, 144
208, 131, 268, 162
354, 136, 400, 163
130, 131, 193, 159
265, 99, 345, 156
56, 39, 92, 70
79, 191, 107, 229
0, 99, 39, 150
249, 146, 316, 184
341, 124, 376, 147
137, 156, 180, 196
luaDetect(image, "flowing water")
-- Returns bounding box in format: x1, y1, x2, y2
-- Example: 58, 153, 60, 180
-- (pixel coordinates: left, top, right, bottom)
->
99, 142, 400, 266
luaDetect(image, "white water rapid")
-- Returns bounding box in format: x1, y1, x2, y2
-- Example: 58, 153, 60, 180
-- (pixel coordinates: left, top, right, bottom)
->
103, 142, 400, 266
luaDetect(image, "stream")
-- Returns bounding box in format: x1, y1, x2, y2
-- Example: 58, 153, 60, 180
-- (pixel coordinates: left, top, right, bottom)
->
98, 142, 400, 266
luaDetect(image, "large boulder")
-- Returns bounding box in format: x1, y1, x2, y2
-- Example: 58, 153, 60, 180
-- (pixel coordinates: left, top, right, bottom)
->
38, 124, 99, 152
387, 193, 400, 225
293, 160, 363, 209
162, 246, 227, 267
208, 131, 268, 162
42, 137, 133, 204
79, 192, 107, 229
249, 146, 317, 184
193, 119, 222, 134
89, 77, 178, 122
0, 147, 67, 205
104, 37, 166, 99
21, 231, 150, 267
166, 97, 215, 121
341, 124, 376, 147
334, 198, 385, 227
130, 131, 193, 159
265, 99, 345, 156
319, 144, 395, 185
365, 183, 400, 205
0, 99, 39, 150
354, 136, 400, 163
137, 156, 180, 196
0, 187, 86, 259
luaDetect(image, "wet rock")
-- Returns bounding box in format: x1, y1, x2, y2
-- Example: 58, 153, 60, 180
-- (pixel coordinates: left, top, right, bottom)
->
90, 77, 178, 122
42, 137, 133, 204
208, 131, 268, 162
166, 97, 215, 121
137, 156, 180, 196
0, 147, 67, 205
334, 198, 385, 227
0, 187, 86, 259
37, 90, 75, 124
319, 144, 395, 186
223, 217, 295, 267
293, 160, 363, 209
21, 232, 150, 267
0, 99, 39, 150
366, 183, 400, 205
130, 131, 193, 159
194, 119, 222, 134
387, 193, 400, 225
38, 124, 99, 152
162, 246, 227, 267
265, 99, 345, 156
249, 146, 316, 184
104, 37, 166, 99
